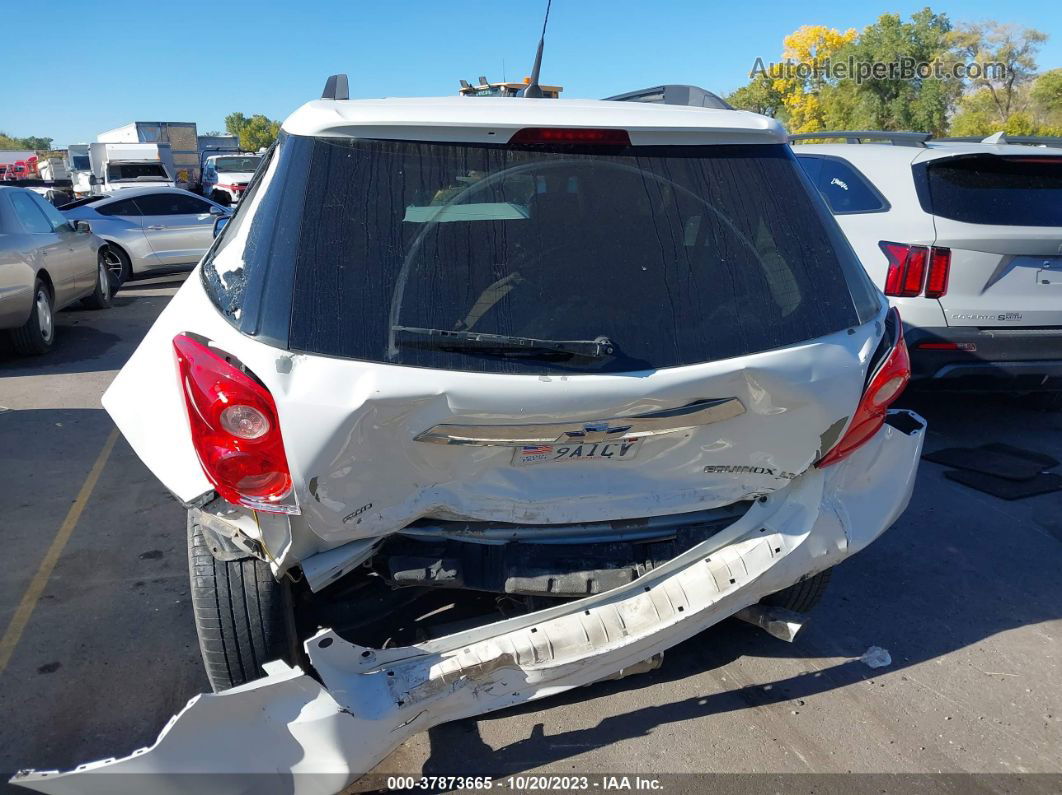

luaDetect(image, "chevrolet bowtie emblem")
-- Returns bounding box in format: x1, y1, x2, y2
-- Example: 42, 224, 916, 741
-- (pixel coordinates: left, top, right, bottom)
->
561, 422, 633, 443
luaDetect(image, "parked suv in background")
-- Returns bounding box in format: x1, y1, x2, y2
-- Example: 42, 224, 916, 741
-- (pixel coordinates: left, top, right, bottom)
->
793, 131, 1062, 407
17, 80, 926, 790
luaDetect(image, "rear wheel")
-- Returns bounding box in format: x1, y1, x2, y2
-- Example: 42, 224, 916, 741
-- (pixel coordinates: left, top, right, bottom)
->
81, 256, 113, 310
10, 279, 54, 355
761, 568, 832, 613
100, 244, 131, 289
187, 515, 300, 691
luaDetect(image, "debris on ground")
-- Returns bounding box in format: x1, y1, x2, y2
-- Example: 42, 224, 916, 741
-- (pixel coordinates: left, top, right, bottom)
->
860, 646, 892, 669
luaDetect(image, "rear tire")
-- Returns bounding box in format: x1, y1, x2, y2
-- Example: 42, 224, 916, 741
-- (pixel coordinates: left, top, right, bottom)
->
10, 279, 54, 355
761, 568, 832, 613
188, 515, 300, 692
81, 255, 113, 310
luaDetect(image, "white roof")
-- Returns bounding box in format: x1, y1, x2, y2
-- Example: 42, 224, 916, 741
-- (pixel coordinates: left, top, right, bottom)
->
281, 97, 787, 146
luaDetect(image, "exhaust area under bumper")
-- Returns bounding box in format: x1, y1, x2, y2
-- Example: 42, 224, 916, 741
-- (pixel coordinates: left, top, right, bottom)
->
12, 411, 926, 795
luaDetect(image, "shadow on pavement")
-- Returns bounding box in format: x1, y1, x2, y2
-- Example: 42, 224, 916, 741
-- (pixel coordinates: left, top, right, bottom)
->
0, 275, 185, 377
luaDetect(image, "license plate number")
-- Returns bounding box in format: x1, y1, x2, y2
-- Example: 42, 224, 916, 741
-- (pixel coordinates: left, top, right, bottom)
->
512, 440, 642, 466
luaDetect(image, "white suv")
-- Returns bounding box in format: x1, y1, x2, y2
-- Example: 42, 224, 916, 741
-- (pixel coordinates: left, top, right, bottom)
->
792, 132, 1062, 406
16, 80, 926, 791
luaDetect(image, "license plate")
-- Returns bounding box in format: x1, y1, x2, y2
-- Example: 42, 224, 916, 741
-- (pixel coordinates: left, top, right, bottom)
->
512, 439, 642, 466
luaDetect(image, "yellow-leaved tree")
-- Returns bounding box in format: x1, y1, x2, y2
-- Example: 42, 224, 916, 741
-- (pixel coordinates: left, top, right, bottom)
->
774, 25, 858, 133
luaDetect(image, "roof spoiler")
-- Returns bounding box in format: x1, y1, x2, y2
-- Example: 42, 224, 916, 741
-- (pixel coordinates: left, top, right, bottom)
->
321, 74, 349, 101
604, 84, 733, 110
788, 131, 930, 147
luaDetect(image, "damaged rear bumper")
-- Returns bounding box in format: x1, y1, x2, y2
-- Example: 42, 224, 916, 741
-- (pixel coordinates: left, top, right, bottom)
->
13, 411, 926, 795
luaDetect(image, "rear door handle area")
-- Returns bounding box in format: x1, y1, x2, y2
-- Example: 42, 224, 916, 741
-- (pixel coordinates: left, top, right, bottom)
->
146, 225, 166, 230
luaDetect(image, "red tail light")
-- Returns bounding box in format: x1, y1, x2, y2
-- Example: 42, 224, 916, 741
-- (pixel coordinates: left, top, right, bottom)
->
924, 247, 950, 298
880, 242, 950, 298
818, 310, 911, 467
173, 333, 298, 514
509, 127, 631, 146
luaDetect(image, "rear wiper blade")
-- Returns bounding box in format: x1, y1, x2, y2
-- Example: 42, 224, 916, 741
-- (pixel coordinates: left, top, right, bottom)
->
393, 326, 615, 358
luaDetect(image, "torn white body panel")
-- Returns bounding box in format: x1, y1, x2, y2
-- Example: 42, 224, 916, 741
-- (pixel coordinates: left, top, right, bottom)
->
104, 271, 881, 566
14, 409, 924, 794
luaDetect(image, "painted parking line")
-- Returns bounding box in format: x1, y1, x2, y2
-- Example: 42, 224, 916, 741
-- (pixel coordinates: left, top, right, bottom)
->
0, 428, 119, 676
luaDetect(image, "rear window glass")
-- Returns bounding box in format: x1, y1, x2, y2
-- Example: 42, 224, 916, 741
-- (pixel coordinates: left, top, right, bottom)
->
796, 155, 889, 214
916, 154, 1062, 226
204, 134, 879, 375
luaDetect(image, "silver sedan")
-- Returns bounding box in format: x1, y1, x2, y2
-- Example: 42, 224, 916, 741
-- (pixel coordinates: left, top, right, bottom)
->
0, 186, 110, 355
61, 188, 232, 285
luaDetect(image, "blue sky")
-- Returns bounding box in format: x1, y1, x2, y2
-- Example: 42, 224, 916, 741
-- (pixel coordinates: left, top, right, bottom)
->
2, 0, 1059, 147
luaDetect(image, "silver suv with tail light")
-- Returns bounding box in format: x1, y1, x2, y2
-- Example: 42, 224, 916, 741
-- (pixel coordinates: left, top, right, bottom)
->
14, 77, 926, 792
792, 131, 1062, 407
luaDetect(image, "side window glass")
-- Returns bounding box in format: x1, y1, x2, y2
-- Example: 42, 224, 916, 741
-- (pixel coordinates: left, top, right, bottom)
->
28, 191, 71, 231
797, 155, 888, 214
9, 192, 52, 233
96, 198, 143, 217
175, 195, 214, 214
134, 193, 211, 215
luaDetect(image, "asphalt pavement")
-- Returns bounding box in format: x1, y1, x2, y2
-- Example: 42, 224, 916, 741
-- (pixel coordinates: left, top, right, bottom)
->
1, 274, 1060, 791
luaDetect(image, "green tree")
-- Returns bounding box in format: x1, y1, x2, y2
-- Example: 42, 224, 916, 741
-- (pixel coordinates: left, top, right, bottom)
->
224, 112, 248, 138
950, 71, 1062, 137
224, 112, 280, 151
828, 9, 959, 135
1029, 68, 1062, 129
724, 10, 960, 135
0, 132, 54, 151
17, 135, 53, 151
948, 22, 1047, 124
726, 74, 785, 118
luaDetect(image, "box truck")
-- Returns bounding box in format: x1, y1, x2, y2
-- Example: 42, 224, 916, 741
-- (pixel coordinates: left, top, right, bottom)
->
88, 142, 177, 193
97, 121, 199, 190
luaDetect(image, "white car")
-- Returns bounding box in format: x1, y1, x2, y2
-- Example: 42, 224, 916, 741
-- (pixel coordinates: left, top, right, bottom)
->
15, 80, 926, 792
792, 132, 1062, 408
61, 188, 231, 285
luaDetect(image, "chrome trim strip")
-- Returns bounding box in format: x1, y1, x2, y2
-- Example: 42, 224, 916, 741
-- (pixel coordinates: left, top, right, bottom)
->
413, 398, 746, 446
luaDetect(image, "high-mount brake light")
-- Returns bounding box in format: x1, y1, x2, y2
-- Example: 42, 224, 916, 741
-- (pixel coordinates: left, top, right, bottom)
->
818, 309, 911, 468
173, 333, 298, 514
508, 127, 632, 146
880, 242, 950, 299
